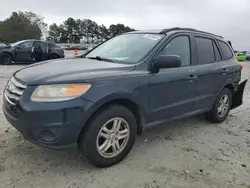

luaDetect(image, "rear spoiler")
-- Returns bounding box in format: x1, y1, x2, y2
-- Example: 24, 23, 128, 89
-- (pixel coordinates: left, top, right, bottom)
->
227, 40, 233, 49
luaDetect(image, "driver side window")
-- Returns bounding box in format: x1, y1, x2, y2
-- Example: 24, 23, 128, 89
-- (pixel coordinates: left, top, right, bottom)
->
19, 41, 34, 49
160, 36, 191, 66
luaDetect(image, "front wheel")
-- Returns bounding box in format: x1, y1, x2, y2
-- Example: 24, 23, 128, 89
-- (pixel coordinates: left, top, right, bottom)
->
78, 105, 137, 168
0, 53, 13, 65
206, 88, 232, 123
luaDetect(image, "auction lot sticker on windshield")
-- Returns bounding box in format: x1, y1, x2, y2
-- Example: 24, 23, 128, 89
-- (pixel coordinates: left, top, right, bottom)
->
143, 34, 162, 40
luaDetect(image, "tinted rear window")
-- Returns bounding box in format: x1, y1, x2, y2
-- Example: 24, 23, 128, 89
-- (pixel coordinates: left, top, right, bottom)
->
195, 37, 215, 64
213, 41, 222, 61
218, 41, 233, 60
50, 43, 60, 48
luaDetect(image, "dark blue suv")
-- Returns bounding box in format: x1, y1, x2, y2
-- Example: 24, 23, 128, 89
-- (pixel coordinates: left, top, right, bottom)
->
2, 28, 247, 167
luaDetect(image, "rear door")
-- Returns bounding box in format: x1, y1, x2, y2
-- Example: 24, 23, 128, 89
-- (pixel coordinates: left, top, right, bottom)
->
147, 34, 197, 124
40, 42, 50, 60
15, 41, 34, 62
193, 36, 228, 111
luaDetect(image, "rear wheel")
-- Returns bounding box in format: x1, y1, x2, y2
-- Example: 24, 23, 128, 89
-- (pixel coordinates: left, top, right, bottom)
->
78, 105, 137, 168
0, 53, 13, 65
206, 88, 232, 123
49, 54, 59, 60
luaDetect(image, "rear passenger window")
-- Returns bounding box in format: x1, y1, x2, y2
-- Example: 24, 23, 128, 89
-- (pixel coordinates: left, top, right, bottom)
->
195, 37, 215, 64
218, 41, 233, 60
160, 36, 190, 66
213, 41, 222, 61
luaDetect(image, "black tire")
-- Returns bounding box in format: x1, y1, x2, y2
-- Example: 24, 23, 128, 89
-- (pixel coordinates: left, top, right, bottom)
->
206, 88, 232, 123
78, 105, 137, 168
49, 54, 59, 60
0, 53, 13, 65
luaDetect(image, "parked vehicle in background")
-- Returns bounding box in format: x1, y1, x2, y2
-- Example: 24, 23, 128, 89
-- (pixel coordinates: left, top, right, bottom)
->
2, 28, 247, 168
235, 52, 247, 61
0, 39, 12, 64
0, 39, 64, 65
246, 52, 250, 60
64, 45, 88, 51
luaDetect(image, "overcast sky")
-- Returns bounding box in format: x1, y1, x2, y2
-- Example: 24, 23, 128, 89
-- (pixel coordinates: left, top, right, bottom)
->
0, 0, 249, 50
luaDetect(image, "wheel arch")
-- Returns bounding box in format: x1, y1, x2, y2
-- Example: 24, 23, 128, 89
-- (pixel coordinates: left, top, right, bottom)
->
1, 51, 14, 60
210, 80, 235, 109
224, 83, 234, 95
78, 96, 145, 143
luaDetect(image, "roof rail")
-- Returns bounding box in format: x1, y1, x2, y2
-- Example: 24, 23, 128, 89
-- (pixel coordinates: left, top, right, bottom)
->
159, 27, 223, 38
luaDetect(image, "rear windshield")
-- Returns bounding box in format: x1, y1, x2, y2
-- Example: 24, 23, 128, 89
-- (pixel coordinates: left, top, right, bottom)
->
218, 41, 234, 60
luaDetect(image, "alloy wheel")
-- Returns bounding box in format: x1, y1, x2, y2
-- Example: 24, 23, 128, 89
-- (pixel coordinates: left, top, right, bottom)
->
217, 94, 229, 118
96, 117, 130, 158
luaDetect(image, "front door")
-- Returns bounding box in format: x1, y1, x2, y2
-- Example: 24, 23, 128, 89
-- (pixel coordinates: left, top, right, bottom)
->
147, 35, 196, 125
15, 41, 34, 62
32, 41, 50, 61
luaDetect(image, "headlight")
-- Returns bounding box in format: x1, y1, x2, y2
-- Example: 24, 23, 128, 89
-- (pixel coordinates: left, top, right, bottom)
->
31, 84, 91, 102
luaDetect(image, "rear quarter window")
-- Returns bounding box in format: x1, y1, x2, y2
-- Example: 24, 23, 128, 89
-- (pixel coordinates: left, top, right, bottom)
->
218, 41, 234, 60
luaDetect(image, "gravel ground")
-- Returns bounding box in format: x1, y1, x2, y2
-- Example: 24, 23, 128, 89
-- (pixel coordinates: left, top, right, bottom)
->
0, 61, 249, 188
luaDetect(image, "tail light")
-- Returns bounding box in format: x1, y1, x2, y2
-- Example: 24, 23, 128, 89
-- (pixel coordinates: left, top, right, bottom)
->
239, 62, 243, 70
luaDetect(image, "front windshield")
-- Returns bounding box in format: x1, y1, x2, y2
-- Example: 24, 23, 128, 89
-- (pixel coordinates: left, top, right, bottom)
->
86, 33, 164, 64
11, 41, 25, 47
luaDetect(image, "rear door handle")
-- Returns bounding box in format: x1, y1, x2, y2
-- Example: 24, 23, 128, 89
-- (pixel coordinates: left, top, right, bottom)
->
221, 68, 228, 73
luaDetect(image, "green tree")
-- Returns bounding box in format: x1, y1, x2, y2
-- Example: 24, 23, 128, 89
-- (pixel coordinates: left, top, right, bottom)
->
98, 24, 110, 42
47, 17, 135, 44
80, 19, 99, 43
109, 24, 135, 37
49, 23, 62, 42
63, 17, 81, 43
0, 11, 42, 42
0, 21, 3, 37
24, 11, 48, 39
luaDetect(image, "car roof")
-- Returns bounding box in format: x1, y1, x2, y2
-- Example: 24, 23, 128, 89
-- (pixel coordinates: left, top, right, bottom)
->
17, 39, 58, 45
128, 27, 223, 39
18, 39, 50, 43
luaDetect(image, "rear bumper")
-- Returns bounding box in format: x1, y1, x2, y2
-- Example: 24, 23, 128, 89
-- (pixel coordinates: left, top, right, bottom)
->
231, 79, 248, 109
2, 94, 94, 149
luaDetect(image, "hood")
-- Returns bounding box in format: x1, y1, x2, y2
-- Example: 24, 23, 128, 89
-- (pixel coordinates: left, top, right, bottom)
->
0, 40, 11, 50
14, 58, 135, 85
0, 45, 11, 50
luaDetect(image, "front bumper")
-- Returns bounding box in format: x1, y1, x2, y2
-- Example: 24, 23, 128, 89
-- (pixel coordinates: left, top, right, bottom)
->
2, 92, 94, 149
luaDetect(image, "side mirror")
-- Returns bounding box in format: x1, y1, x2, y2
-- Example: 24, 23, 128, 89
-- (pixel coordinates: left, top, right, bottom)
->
16, 45, 21, 50
156, 55, 181, 69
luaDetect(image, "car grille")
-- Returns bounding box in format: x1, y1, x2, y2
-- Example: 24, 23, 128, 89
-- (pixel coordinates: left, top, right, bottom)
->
4, 77, 26, 105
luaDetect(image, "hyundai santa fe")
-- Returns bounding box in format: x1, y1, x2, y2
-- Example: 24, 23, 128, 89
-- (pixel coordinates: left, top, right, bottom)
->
2, 27, 248, 167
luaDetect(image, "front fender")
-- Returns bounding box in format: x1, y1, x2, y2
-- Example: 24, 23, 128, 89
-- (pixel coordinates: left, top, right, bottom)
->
1, 50, 15, 60
83, 92, 146, 116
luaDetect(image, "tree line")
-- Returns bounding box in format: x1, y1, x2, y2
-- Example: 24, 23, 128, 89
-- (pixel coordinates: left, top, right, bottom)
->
0, 11, 135, 43
48, 18, 135, 43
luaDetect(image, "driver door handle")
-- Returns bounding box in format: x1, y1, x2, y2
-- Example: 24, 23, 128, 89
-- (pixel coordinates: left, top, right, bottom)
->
188, 75, 197, 79
221, 68, 228, 75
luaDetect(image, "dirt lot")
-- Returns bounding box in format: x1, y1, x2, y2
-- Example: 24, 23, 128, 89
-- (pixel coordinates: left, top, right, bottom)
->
0, 62, 250, 188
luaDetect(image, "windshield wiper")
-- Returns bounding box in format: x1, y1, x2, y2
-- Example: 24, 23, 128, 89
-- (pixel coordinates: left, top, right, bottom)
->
87, 56, 114, 62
